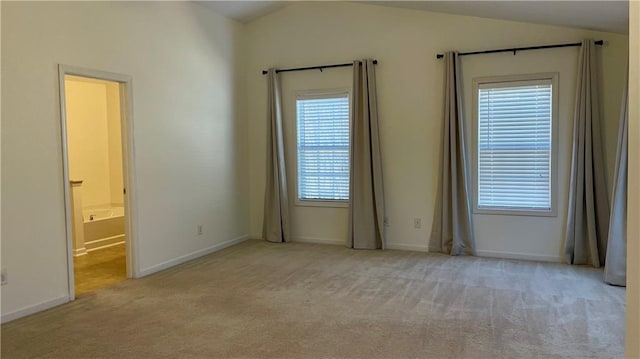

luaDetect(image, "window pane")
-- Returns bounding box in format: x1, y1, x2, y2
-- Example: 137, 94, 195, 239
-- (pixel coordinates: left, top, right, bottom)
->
478, 82, 552, 210
297, 95, 350, 201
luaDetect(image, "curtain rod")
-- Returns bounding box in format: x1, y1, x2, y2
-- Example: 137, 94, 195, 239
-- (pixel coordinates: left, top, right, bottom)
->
262, 60, 378, 75
436, 40, 604, 59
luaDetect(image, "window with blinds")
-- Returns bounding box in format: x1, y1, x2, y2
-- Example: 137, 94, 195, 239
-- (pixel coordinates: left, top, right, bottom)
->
296, 92, 350, 202
476, 78, 554, 212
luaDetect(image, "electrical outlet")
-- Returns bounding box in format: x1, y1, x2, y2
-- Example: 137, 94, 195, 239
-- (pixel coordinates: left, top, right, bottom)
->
413, 218, 422, 229
197, 225, 203, 235
1, 268, 7, 286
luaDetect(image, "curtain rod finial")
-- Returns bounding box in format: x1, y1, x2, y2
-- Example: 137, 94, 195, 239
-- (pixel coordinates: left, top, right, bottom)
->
262, 70, 268, 75
436, 54, 444, 59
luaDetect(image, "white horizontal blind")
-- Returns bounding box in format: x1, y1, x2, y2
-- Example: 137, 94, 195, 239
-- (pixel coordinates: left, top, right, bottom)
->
477, 80, 552, 210
297, 94, 350, 201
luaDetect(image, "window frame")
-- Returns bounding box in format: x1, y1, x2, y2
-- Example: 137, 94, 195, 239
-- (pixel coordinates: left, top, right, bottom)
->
294, 88, 351, 208
472, 73, 559, 217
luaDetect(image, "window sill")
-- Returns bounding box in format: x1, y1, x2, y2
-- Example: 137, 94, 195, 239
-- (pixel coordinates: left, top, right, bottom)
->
295, 199, 349, 208
474, 207, 557, 217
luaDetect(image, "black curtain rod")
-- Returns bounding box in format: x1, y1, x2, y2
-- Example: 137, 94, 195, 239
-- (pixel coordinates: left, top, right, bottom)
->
262, 59, 378, 75
436, 40, 604, 59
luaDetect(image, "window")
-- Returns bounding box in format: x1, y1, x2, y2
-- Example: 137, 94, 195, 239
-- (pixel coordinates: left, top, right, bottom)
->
474, 74, 557, 215
296, 91, 350, 204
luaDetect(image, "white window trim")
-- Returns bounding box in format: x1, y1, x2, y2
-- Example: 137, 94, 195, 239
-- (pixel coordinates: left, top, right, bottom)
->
472, 73, 559, 217
294, 88, 351, 208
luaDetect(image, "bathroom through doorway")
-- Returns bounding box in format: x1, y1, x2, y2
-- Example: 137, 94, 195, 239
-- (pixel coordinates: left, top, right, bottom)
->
58, 66, 138, 299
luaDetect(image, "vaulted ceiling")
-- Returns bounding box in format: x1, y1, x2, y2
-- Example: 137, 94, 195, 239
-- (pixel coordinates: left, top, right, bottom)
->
197, 1, 629, 34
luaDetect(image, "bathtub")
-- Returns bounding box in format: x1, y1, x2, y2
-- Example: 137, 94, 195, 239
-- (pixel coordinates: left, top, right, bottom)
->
82, 206, 126, 252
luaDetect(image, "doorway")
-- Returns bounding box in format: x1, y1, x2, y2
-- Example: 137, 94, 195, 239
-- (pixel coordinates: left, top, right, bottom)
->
58, 66, 138, 299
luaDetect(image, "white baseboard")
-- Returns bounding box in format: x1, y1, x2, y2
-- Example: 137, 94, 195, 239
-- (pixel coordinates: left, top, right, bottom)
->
476, 249, 562, 263
138, 235, 249, 277
386, 242, 429, 252
292, 236, 344, 246
1, 295, 69, 324
85, 234, 125, 252
73, 247, 87, 257
86, 240, 126, 253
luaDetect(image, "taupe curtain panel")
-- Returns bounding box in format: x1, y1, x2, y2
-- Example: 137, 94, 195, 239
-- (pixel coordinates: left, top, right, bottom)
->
263, 69, 291, 243
429, 52, 476, 256
348, 59, 386, 250
564, 40, 610, 266
604, 65, 629, 286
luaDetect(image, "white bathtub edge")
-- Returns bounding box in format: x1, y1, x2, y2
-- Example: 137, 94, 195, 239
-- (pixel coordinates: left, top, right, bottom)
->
1, 295, 70, 324
138, 234, 250, 277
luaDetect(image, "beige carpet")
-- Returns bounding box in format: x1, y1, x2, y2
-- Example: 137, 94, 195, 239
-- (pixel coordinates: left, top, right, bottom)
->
74, 243, 127, 296
1, 240, 625, 358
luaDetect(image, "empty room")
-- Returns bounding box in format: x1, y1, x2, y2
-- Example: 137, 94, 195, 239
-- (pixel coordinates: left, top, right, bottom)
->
1, 1, 639, 358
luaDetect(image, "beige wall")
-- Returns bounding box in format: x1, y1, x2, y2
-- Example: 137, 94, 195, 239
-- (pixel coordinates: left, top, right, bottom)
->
1, 2, 248, 320
627, 1, 639, 357
106, 81, 124, 206
245, 2, 628, 261
0, 2, 3, 315
65, 76, 121, 209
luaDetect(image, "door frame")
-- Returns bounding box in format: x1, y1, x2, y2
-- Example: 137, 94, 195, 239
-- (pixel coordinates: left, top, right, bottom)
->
58, 65, 140, 300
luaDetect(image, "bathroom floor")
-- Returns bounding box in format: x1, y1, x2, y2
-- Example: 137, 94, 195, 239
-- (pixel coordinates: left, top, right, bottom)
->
74, 243, 126, 296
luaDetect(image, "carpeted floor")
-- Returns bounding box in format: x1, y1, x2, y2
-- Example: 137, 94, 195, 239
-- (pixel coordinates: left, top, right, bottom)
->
74, 243, 127, 296
1, 240, 625, 358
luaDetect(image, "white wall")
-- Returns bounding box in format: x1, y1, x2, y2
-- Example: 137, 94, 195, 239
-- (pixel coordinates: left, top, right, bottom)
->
245, 2, 628, 261
627, 1, 639, 357
65, 77, 114, 209
1, 2, 249, 320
